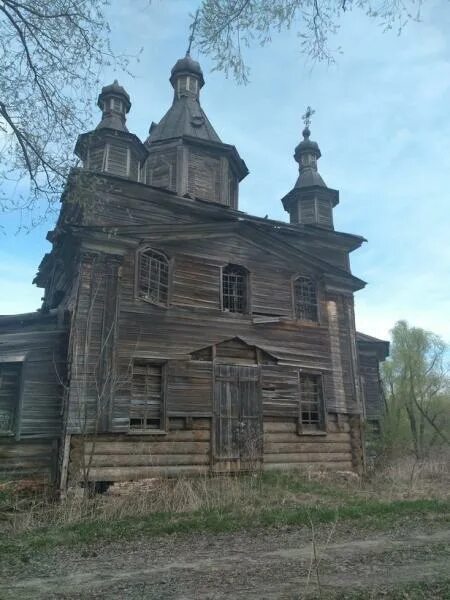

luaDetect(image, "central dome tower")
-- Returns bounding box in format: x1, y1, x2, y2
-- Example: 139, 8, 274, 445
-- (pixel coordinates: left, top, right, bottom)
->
143, 53, 248, 208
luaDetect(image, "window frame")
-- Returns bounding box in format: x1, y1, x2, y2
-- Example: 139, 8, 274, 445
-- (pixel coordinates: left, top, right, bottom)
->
292, 274, 320, 324
220, 264, 251, 315
128, 360, 167, 435
135, 247, 172, 308
0, 357, 25, 439
297, 371, 327, 435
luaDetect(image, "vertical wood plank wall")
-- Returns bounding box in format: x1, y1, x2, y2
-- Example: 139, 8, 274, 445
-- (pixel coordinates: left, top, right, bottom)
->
0, 321, 66, 483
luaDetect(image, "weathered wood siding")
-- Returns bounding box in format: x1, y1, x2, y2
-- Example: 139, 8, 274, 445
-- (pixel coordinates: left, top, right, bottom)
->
59, 175, 364, 481
0, 438, 58, 482
67, 413, 358, 482
359, 352, 384, 421
0, 316, 66, 482
263, 415, 354, 472
67, 230, 360, 433
69, 418, 211, 482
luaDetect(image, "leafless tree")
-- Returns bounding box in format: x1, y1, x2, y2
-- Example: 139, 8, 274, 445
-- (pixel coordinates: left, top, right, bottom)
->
0, 0, 133, 225
194, 0, 423, 82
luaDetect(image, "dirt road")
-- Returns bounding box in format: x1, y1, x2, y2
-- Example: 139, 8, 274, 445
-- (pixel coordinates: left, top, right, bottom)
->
1, 523, 449, 599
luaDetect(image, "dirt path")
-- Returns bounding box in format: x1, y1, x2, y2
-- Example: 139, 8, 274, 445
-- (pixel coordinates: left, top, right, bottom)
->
1, 524, 449, 599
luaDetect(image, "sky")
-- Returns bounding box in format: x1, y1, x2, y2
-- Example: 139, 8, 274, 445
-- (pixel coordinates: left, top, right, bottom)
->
1, 0, 449, 343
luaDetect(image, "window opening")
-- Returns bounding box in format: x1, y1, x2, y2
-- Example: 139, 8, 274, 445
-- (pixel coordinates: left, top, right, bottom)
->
137, 248, 169, 306
130, 361, 164, 431
299, 373, 324, 429
294, 276, 318, 321
0, 363, 21, 434
222, 264, 248, 313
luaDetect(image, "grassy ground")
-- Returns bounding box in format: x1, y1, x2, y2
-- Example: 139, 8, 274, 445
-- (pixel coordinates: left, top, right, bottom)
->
1, 456, 449, 565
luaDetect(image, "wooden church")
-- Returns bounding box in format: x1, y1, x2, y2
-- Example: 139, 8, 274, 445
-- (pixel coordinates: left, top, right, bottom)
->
0, 54, 389, 488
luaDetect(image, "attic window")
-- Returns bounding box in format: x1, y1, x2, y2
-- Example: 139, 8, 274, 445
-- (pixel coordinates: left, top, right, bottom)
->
0, 363, 21, 435
299, 373, 325, 431
222, 264, 248, 314
137, 248, 170, 306
111, 98, 122, 112
130, 361, 165, 432
294, 276, 318, 322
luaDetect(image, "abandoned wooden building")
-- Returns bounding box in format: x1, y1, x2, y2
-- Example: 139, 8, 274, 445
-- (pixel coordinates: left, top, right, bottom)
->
0, 54, 389, 487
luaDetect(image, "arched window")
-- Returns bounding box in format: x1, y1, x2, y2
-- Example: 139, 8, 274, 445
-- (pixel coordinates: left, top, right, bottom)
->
294, 276, 318, 322
222, 264, 248, 313
137, 248, 169, 306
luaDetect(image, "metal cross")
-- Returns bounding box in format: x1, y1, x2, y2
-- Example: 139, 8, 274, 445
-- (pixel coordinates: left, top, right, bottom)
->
302, 106, 315, 128
187, 9, 200, 55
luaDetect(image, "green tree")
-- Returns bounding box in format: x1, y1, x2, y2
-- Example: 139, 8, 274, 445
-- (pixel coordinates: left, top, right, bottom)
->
382, 321, 450, 459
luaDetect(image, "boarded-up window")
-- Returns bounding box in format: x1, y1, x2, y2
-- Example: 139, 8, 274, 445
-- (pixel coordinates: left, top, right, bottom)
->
137, 248, 169, 306
146, 151, 176, 190
228, 171, 236, 208
111, 98, 122, 112
188, 150, 221, 202
294, 276, 318, 322
130, 361, 165, 431
317, 199, 333, 228
106, 144, 129, 177
0, 363, 21, 434
222, 265, 248, 314
87, 146, 105, 171
299, 198, 316, 224
299, 373, 324, 430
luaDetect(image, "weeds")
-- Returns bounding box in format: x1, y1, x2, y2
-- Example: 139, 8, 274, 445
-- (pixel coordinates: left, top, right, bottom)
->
0, 455, 449, 565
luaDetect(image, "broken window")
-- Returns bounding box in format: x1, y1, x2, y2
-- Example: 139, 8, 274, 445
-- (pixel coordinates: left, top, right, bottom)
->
130, 361, 165, 431
0, 363, 21, 434
294, 276, 318, 322
137, 248, 169, 306
299, 373, 324, 431
222, 264, 248, 314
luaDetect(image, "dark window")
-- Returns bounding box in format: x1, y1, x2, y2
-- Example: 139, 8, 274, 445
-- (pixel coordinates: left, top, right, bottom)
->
137, 248, 169, 306
299, 373, 324, 430
222, 264, 248, 314
0, 363, 21, 434
294, 276, 318, 322
130, 361, 165, 431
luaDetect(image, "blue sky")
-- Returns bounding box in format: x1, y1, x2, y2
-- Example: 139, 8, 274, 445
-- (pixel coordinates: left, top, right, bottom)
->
1, 0, 449, 343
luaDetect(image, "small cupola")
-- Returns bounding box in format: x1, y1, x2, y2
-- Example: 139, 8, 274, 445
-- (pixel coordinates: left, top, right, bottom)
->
281, 108, 339, 229
170, 52, 205, 101
96, 80, 131, 132
294, 126, 324, 185
75, 81, 147, 180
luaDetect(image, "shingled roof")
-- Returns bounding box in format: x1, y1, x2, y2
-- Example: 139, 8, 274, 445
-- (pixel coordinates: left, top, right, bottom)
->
146, 97, 221, 144
146, 53, 222, 146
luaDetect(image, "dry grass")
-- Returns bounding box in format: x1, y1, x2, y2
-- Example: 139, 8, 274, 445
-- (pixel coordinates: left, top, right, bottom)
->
1, 453, 449, 537
362, 451, 450, 501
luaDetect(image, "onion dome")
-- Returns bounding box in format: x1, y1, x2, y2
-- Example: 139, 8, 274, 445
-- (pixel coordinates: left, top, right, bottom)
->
293, 126, 326, 188
96, 80, 131, 132
170, 53, 205, 89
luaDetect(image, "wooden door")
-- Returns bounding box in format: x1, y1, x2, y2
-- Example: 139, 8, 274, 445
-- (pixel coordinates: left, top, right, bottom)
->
214, 364, 262, 468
